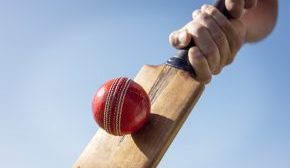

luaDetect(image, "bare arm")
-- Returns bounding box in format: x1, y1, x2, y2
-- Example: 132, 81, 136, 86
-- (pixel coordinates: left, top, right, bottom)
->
242, 0, 278, 42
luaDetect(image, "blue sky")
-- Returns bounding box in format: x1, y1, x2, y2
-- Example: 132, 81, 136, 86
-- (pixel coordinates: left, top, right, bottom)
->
0, 0, 289, 167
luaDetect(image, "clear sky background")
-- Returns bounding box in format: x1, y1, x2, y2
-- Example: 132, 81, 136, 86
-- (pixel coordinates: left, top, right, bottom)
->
0, 0, 289, 168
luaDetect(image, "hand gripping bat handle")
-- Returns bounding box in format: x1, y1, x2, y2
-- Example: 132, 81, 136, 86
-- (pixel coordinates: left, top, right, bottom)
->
166, 0, 232, 76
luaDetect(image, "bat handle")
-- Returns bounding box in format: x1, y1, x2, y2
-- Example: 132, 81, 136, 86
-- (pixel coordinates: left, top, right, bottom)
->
166, 0, 231, 76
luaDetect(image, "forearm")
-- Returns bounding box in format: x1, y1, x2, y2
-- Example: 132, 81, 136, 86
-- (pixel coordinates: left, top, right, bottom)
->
242, 0, 278, 42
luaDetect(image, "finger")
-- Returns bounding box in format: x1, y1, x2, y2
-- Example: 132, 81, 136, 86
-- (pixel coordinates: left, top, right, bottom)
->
202, 4, 241, 60
186, 20, 220, 74
226, 19, 246, 64
188, 47, 212, 84
244, 0, 257, 9
169, 30, 191, 49
197, 6, 231, 73
225, 0, 244, 18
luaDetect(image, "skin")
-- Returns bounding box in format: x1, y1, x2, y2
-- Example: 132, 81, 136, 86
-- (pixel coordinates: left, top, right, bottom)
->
169, 0, 278, 83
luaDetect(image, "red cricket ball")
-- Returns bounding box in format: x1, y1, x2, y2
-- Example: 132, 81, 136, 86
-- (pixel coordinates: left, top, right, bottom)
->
92, 77, 150, 136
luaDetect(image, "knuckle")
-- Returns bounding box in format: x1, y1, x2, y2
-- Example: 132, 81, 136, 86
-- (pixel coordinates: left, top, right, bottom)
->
224, 50, 233, 65
226, 52, 236, 65
214, 67, 222, 75
203, 45, 219, 72
213, 31, 226, 46
200, 74, 212, 84
188, 48, 195, 58
204, 45, 217, 58
198, 12, 211, 22
189, 47, 203, 60
192, 9, 201, 19
188, 47, 196, 56
229, 36, 241, 54
227, 57, 234, 65
202, 4, 218, 16
194, 24, 206, 34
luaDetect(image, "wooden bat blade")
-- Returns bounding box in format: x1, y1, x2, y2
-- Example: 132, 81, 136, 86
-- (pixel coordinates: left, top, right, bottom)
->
73, 64, 204, 168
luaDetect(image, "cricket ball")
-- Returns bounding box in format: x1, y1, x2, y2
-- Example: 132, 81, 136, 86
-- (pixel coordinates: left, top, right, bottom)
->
92, 77, 150, 136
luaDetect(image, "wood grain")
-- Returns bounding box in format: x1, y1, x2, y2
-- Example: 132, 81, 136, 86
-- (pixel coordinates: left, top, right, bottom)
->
73, 64, 204, 168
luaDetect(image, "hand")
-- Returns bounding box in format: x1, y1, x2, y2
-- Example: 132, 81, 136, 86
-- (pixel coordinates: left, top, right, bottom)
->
169, 4, 249, 84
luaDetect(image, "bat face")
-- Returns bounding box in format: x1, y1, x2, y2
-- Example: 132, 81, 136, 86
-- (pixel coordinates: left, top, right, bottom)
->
73, 64, 204, 168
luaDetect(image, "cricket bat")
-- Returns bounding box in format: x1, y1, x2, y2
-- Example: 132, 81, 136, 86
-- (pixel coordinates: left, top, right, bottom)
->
73, 0, 231, 167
